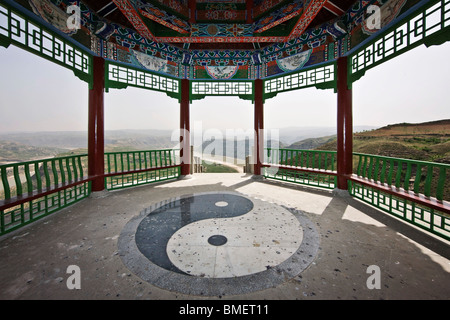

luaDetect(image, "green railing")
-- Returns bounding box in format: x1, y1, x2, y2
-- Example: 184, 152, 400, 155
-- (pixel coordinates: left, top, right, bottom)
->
352, 153, 449, 201
2, 148, 448, 240
263, 148, 338, 189
0, 149, 181, 236
263, 148, 450, 241
0, 154, 91, 235
104, 149, 180, 190
350, 153, 450, 241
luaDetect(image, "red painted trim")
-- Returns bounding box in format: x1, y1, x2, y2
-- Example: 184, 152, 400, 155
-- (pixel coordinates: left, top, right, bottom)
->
155, 36, 287, 43
254, 79, 264, 176
253, 0, 284, 18
287, 0, 328, 40
324, 1, 345, 16
336, 56, 352, 190
103, 165, 181, 177
139, 9, 189, 34
111, 0, 155, 40
180, 79, 190, 176
88, 56, 105, 192
350, 175, 450, 215
0, 177, 95, 212
261, 163, 338, 176
0, 163, 182, 211
254, 7, 304, 34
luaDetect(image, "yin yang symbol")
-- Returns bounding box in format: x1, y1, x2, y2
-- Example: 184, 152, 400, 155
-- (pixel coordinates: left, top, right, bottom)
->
134, 192, 304, 278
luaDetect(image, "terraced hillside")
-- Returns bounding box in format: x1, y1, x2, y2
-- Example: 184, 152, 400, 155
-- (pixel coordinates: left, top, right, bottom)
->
318, 119, 450, 164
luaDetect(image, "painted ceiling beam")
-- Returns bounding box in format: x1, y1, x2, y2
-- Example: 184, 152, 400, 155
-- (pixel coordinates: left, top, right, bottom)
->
253, 0, 285, 18
254, 0, 304, 34
139, 9, 189, 34
287, 0, 328, 41
97, 2, 118, 18
111, 0, 155, 40
323, 1, 345, 16
155, 36, 287, 43
254, 4, 305, 33
152, 0, 189, 17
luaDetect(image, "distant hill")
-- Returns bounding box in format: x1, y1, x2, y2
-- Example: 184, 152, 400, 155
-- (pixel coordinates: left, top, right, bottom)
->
0, 140, 67, 164
317, 119, 450, 163
356, 119, 450, 137
2, 121, 448, 165
286, 135, 336, 150
0, 130, 178, 163
0, 131, 88, 149
0, 130, 175, 150
277, 125, 376, 145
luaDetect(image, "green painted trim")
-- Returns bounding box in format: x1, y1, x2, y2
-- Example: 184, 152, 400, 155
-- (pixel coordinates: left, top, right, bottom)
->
262, 61, 337, 101
0, 34, 11, 48
190, 79, 255, 102
349, 181, 450, 242
0, 181, 91, 236
0, 1, 93, 85
104, 61, 181, 100
348, 0, 450, 85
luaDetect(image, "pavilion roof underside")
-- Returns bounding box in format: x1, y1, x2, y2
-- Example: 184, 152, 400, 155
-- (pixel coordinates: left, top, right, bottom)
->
3, 0, 446, 81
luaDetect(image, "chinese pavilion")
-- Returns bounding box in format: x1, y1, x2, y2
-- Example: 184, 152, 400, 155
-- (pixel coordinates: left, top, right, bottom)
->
0, 0, 449, 300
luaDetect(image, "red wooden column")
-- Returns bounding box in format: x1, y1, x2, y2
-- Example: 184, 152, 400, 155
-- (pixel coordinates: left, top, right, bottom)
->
254, 79, 264, 176
88, 56, 105, 192
336, 56, 353, 190
180, 79, 191, 176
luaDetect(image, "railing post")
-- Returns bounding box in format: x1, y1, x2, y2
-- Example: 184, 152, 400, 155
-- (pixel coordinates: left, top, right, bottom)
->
180, 78, 191, 177
336, 56, 353, 190
254, 79, 264, 176
88, 56, 105, 192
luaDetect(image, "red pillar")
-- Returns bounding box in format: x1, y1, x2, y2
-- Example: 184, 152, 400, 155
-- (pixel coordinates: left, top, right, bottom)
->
336, 56, 353, 190
254, 79, 264, 176
180, 79, 191, 176
88, 56, 105, 191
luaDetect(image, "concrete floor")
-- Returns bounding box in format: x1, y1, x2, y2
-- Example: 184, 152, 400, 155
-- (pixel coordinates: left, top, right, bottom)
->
0, 173, 449, 300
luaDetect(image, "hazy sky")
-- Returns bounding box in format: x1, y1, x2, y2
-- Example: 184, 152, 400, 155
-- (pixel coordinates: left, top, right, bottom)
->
0, 42, 449, 133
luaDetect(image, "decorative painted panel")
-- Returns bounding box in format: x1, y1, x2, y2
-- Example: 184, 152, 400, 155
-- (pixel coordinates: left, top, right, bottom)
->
2, 0, 448, 85
261, 20, 346, 63
345, 0, 421, 51
349, 0, 450, 83
197, 3, 246, 21
254, 0, 304, 33
190, 23, 254, 37
111, 0, 155, 40
138, 1, 190, 34
151, 0, 189, 17
156, 35, 288, 43
0, 1, 90, 80
253, 0, 287, 18
263, 44, 333, 78
193, 65, 249, 79
287, 0, 328, 39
